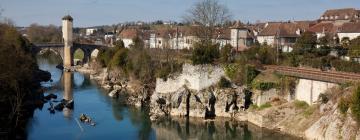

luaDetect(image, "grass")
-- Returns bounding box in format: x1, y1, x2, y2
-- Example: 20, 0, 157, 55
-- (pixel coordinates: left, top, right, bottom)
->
303, 106, 317, 117
293, 100, 309, 109
249, 103, 272, 110
259, 103, 272, 110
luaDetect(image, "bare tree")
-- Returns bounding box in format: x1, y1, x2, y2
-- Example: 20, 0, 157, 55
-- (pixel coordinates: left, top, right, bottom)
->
183, 0, 231, 42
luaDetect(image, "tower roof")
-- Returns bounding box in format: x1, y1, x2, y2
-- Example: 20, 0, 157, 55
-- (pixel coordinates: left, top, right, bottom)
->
62, 15, 73, 21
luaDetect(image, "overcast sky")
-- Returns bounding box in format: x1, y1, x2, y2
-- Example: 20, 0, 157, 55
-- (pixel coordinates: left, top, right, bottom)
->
0, 0, 359, 27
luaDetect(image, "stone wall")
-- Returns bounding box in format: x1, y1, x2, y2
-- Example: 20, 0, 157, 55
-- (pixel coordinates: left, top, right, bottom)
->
155, 64, 226, 93
295, 79, 337, 105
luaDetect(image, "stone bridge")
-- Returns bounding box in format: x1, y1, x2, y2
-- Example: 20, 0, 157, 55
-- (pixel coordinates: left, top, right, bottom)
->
265, 65, 360, 84
32, 43, 107, 65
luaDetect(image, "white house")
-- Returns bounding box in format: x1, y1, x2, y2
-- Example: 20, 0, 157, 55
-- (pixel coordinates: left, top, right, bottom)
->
230, 21, 254, 51
118, 29, 139, 48
86, 28, 98, 36
257, 22, 307, 52
104, 32, 114, 40
337, 22, 360, 42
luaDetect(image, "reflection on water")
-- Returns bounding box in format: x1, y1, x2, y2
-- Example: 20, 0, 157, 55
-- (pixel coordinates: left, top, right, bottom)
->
152, 117, 299, 140
62, 72, 74, 118
27, 54, 299, 140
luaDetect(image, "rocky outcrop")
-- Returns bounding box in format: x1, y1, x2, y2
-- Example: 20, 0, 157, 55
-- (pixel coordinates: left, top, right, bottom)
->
150, 64, 247, 120
150, 64, 243, 120
305, 101, 359, 140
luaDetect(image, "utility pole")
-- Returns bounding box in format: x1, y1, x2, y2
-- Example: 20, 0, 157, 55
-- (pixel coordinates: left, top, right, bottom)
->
276, 28, 280, 65
176, 26, 179, 50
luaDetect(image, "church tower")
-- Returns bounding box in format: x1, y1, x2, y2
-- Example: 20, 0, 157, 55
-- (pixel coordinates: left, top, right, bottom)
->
62, 15, 73, 69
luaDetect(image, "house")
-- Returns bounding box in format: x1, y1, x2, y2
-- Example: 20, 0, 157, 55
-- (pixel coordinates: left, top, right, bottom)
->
149, 28, 174, 49
213, 28, 231, 49
230, 21, 254, 51
337, 22, 360, 42
86, 28, 98, 36
104, 32, 114, 40
257, 22, 308, 52
319, 8, 360, 25
308, 22, 338, 39
118, 28, 139, 48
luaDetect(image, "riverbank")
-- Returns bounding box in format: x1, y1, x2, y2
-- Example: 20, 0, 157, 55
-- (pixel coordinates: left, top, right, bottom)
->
76, 63, 360, 140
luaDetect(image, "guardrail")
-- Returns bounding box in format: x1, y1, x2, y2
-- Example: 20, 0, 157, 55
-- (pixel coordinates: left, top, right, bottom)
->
265, 65, 360, 83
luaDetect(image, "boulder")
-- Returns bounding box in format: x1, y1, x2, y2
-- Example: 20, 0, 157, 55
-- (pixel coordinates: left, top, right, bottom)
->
44, 93, 57, 101
109, 89, 119, 98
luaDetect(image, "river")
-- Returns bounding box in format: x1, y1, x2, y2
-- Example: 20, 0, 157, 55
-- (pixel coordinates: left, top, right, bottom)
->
26, 54, 299, 140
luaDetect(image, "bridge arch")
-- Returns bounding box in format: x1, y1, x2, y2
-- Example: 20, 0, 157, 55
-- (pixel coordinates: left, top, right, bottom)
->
90, 49, 100, 60
73, 48, 85, 65
32, 43, 107, 66
36, 48, 64, 62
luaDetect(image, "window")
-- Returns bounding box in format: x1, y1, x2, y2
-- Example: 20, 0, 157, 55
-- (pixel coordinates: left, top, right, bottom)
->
158, 40, 161, 44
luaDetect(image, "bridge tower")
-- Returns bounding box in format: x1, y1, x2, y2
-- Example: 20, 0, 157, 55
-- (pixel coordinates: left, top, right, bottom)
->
62, 15, 73, 69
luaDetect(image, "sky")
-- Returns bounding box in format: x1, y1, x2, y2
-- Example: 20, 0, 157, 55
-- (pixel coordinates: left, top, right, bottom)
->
0, 0, 359, 27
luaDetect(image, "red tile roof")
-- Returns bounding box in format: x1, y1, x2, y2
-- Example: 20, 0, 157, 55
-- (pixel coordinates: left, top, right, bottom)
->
338, 22, 360, 33
320, 8, 360, 21
308, 22, 338, 34
119, 28, 140, 39
258, 22, 302, 37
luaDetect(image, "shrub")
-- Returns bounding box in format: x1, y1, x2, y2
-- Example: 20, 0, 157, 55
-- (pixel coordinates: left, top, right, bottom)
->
223, 64, 246, 85
109, 48, 129, 69
331, 59, 360, 73
155, 61, 182, 81
253, 82, 276, 91
294, 100, 309, 109
318, 93, 329, 104
249, 104, 259, 110
191, 42, 220, 65
220, 44, 233, 63
351, 86, 360, 121
218, 77, 231, 88
258, 46, 276, 65
113, 39, 125, 49
245, 65, 260, 86
303, 106, 317, 117
97, 49, 115, 67
339, 97, 350, 114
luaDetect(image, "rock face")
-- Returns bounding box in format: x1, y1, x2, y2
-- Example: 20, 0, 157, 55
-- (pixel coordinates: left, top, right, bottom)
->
155, 64, 226, 93
305, 101, 359, 140
150, 64, 247, 120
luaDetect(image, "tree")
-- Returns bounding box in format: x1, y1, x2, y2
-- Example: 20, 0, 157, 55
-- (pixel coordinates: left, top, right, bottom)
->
191, 42, 220, 65
341, 37, 351, 47
0, 23, 50, 139
351, 85, 360, 122
348, 37, 360, 58
220, 44, 233, 63
26, 24, 62, 43
293, 31, 317, 55
317, 35, 331, 56
183, 0, 231, 42
113, 39, 125, 50
130, 36, 144, 50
